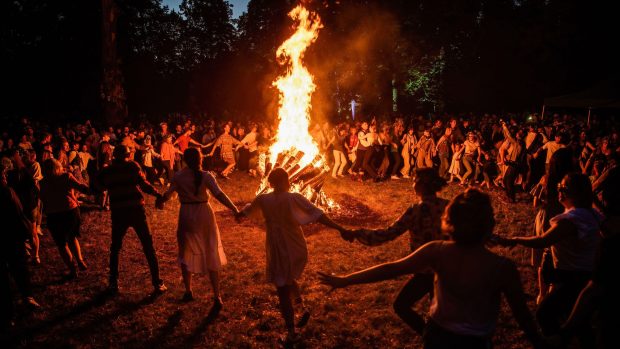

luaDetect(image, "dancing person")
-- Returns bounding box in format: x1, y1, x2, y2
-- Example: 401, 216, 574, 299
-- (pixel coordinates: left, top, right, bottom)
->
331, 127, 347, 178
157, 148, 239, 311
345, 168, 448, 335
319, 189, 545, 349
39, 158, 89, 278
208, 124, 241, 179
98, 145, 166, 295
496, 173, 601, 346
501, 122, 526, 202
236, 124, 259, 176
160, 134, 181, 186
7, 149, 41, 264
448, 143, 464, 183
557, 162, 620, 349
0, 163, 40, 329
236, 168, 349, 344
415, 130, 436, 170
461, 132, 481, 185
400, 127, 417, 178
530, 148, 575, 304
436, 127, 452, 179
534, 133, 565, 173
345, 125, 359, 176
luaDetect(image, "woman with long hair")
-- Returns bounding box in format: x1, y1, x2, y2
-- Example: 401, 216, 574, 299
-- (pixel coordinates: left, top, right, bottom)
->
39, 158, 89, 278
320, 189, 544, 349
158, 148, 239, 311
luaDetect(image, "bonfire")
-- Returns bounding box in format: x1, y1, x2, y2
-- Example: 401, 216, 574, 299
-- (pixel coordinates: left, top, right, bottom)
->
257, 5, 337, 209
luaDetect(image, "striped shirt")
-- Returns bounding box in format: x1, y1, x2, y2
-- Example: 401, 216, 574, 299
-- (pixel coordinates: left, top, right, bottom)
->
98, 160, 159, 209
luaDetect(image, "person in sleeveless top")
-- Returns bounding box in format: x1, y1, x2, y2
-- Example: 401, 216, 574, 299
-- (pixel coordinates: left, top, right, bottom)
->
320, 189, 545, 349
497, 173, 601, 346
157, 148, 239, 312
343, 168, 448, 335
237, 168, 349, 344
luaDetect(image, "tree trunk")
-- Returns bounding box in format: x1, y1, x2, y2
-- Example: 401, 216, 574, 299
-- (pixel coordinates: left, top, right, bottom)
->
101, 0, 127, 126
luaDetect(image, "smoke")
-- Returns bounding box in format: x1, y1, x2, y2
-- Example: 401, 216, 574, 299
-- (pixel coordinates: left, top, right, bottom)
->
304, 1, 412, 124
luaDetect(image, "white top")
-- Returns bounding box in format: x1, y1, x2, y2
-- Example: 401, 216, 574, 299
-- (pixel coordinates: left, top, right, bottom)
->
243, 191, 324, 286
542, 141, 565, 164
550, 207, 602, 272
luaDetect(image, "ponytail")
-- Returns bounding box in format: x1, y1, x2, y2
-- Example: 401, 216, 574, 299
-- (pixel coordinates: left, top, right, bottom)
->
183, 148, 203, 195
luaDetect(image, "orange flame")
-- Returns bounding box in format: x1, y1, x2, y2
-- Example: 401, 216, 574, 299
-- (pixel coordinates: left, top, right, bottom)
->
269, 5, 323, 168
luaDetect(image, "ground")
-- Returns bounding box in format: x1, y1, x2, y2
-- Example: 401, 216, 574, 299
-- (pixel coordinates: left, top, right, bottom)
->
3, 174, 538, 348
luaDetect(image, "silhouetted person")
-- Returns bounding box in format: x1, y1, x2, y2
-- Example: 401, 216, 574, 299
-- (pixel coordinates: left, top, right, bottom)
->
498, 173, 600, 347
321, 189, 545, 349
1, 163, 39, 329
99, 145, 166, 295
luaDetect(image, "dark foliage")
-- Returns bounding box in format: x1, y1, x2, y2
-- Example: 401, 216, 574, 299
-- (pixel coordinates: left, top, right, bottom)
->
0, 0, 618, 120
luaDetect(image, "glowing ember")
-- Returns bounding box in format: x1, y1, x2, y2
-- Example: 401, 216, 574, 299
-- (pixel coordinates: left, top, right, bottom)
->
257, 5, 337, 209
269, 5, 323, 168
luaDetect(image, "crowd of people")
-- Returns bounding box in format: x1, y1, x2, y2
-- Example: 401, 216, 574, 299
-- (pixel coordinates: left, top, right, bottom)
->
1, 111, 619, 347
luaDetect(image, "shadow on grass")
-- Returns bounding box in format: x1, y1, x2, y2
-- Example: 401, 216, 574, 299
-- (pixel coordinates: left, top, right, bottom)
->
124, 309, 183, 349
2, 290, 157, 347
180, 304, 222, 349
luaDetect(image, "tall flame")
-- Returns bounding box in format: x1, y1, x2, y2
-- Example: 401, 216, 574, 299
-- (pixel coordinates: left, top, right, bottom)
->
269, 5, 323, 168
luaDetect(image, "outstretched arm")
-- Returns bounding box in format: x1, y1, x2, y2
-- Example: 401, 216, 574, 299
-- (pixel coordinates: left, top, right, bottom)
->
497, 219, 573, 249
214, 192, 239, 214
318, 214, 346, 232
319, 241, 438, 289
354, 206, 414, 246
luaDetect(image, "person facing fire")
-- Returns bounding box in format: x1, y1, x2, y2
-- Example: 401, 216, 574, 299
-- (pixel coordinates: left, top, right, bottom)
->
236, 167, 349, 344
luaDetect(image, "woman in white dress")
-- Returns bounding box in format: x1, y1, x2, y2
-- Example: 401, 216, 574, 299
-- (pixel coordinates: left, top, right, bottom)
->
158, 148, 240, 309
237, 168, 349, 344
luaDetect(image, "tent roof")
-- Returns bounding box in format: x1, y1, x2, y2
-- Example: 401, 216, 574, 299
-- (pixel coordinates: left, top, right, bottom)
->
544, 79, 620, 109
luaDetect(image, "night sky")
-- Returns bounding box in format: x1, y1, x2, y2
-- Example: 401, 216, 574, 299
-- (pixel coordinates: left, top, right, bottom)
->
162, 0, 249, 18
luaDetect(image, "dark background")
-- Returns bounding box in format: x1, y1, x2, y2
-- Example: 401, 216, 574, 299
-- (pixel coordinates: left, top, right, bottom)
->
1, 0, 617, 121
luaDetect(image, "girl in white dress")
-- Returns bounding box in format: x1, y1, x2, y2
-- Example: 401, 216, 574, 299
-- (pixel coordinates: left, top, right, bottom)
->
448, 143, 465, 183
237, 168, 348, 344
158, 148, 239, 310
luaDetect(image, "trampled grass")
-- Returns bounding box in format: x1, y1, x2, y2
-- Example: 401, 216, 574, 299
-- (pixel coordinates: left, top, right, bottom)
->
3, 174, 536, 348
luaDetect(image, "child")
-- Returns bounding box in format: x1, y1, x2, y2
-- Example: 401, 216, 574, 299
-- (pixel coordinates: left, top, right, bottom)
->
236, 168, 348, 344
448, 143, 464, 183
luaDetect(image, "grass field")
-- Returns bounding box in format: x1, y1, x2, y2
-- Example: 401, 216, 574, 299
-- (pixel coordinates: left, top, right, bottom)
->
3, 173, 538, 348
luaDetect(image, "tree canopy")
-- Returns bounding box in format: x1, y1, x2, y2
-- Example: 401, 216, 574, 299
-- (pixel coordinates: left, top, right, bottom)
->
1, 0, 617, 121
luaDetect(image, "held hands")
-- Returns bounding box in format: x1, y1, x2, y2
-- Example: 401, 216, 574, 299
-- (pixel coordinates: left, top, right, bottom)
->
234, 210, 245, 222
155, 195, 165, 210
317, 272, 349, 290
490, 234, 517, 248
339, 228, 356, 242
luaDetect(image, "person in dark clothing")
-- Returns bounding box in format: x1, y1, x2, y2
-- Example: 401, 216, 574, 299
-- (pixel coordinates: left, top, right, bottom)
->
501, 122, 526, 203
0, 164, 40, 329
98, 145, 167, 295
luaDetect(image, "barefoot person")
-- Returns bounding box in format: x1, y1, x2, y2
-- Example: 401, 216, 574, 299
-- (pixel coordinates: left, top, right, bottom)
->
99, 145, 166, 295
236, 168, 349, 344
157, 148, 239, 311
320, 189, 545, 349
344, 168, 448, 335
